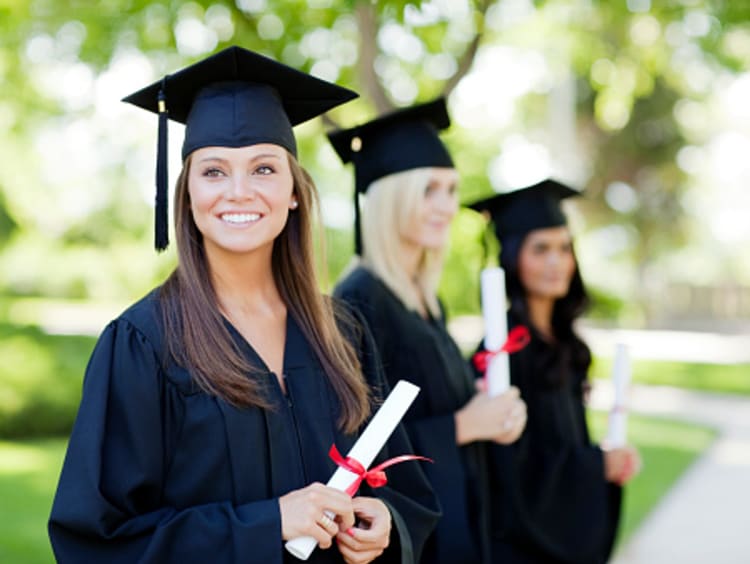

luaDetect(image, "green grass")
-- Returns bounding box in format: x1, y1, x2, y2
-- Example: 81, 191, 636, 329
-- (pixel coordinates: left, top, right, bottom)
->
587, 410, 717, 546
0, 438, 67, 563
591, 356, 750, 396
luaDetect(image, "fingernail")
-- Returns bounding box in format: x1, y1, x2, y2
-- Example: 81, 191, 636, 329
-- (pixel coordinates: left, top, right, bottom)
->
346, 527, 356, 537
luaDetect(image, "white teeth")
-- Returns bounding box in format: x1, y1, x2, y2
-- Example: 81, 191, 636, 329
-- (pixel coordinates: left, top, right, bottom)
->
221, 213, 261, 224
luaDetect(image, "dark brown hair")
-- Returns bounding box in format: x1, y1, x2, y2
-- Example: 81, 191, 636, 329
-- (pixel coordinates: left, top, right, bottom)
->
503, 233, 592, 386
160, 152, 370, 432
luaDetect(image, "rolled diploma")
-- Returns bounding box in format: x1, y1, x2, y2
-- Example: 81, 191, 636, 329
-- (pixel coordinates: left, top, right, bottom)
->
481, 267, 510, 397
284, 380, 421, 560
607, 343, 631, 447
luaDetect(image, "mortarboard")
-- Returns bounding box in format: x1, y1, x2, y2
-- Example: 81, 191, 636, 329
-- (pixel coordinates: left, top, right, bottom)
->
326, 98, 454, 255
122, 45, 358, 251
467, 178, 580, 243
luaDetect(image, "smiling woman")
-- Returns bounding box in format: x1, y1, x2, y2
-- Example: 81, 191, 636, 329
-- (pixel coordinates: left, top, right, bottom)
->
330, 99, 528, 564
186, 145, 296, 258
469, 180, 642, 564
47, 46, 440, 564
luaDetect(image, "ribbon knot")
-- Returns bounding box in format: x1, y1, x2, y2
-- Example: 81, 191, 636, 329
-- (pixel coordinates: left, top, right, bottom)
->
328, 444, 432, 496
472, 325, 531, 374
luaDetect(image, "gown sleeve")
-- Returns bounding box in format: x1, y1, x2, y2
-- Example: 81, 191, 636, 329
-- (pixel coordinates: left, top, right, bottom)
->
48, 319, 284, 564
339, 303, 442, 564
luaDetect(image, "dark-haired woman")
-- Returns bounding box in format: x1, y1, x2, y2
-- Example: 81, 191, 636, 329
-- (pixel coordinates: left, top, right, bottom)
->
470, 180, 640, 564
48, 47, 439, 564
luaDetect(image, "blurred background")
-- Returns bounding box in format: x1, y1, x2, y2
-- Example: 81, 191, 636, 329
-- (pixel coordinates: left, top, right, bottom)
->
1, 0, 748, 562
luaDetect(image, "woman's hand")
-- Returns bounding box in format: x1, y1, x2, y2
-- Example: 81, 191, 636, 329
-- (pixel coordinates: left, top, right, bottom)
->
455, 386, 527, 445
603, 445, 642, 485
279, 482, 355, 549
336, 496, 392, 564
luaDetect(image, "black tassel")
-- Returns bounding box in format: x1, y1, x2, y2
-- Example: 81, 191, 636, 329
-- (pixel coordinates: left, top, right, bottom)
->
155, 78, 169, 251
354, 189, 363, 256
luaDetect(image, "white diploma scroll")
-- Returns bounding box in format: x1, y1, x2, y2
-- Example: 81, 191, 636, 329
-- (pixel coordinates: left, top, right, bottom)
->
606, 343, 631, 448
481, 267, 510, 397
284, 380, 421, 560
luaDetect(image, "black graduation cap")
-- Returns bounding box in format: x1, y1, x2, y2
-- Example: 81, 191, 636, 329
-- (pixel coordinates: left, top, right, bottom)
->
326, 98, 454, 255
467, 178, 580, 244
122, 45, 358, 251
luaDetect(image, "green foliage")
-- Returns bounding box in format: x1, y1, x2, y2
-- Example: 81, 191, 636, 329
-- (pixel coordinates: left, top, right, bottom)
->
591, 356, 750, 396
0, 438, 66, 564
587, 410, 716, 546
0, 323, 94, 438
586, 285, 626, 320
2, 0, 750, 318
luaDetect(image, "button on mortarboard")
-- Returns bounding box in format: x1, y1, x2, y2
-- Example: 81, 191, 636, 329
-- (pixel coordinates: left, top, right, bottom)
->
122, 45, 358, 251
326, 97, 455, 255
467, 179, 581, 243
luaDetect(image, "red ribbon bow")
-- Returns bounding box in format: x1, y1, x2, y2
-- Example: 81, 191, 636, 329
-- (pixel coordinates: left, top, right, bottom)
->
472, 325, 531, 375
328, 444, 433, 496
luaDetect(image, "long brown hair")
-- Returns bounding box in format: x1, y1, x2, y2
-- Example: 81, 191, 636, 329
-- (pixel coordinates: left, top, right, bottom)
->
160, 151, 370, 432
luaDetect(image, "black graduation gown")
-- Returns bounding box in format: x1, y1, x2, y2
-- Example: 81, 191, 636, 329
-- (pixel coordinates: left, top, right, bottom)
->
484, 317, 622, 564
48, 289, 440, 564
335, 266, 490, 564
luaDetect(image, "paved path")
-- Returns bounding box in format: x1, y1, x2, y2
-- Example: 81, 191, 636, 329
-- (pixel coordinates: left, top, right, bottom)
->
590, 382, 750, 564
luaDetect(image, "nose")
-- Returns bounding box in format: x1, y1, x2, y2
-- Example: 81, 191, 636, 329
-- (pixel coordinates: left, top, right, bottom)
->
227, 173, 256, 200
546, 250, 564, 266
434, 190, 458, 215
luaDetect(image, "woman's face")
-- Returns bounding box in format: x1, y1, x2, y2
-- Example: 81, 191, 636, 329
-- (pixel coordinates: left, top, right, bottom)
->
188, 144, 296, 258
517, 226, 577, 300
401, 167, 459, 252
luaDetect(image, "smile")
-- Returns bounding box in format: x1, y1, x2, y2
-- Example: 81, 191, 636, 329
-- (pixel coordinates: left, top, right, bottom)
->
220, 212, 262, 225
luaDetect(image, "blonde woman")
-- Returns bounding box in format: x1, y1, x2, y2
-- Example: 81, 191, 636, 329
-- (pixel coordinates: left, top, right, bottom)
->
330, 99, 527, 564
48, 47, 439, 564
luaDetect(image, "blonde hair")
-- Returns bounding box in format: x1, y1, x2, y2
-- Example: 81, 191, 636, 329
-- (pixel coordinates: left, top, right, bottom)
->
359, 167, 447, 318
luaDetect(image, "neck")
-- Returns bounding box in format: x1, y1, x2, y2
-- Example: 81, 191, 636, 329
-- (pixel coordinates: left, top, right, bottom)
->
526, 295, 556, 340
207, 245, 283, 316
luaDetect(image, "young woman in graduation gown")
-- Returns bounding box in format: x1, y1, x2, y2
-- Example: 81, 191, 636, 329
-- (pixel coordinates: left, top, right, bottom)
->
48, 46, 440, 564
469, 180, 641, 564
328, 99, 528, 564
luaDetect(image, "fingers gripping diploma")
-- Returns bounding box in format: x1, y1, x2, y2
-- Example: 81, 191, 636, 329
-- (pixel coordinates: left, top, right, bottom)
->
336, 497, 392, 564
279, 483, 356, 550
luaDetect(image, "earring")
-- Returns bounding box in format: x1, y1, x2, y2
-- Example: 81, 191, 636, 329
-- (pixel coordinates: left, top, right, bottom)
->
290, 200, 299, 210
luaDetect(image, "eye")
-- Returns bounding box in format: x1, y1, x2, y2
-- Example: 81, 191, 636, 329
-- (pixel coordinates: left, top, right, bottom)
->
424, 183, 436, 196
448, 183, 458, 196
254, 165, 275, 175
202, 167, 225, 178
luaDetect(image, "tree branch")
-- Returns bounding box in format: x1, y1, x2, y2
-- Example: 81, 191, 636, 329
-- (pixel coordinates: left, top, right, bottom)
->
355, 1, 394, 113
442, 0, 493, 98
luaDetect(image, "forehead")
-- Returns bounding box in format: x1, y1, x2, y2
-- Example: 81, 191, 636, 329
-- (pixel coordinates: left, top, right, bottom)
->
427, 167, 459, 184
524, 225, 571, 244
191, 143, 288, 161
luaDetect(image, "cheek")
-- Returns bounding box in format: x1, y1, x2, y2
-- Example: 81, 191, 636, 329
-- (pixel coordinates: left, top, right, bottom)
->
187, 182, 215, 214
518, 255, 541, 287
